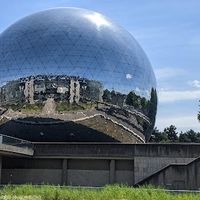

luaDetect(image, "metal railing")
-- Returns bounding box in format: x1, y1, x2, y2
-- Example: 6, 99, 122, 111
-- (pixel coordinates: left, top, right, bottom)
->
0, 134, 33, 150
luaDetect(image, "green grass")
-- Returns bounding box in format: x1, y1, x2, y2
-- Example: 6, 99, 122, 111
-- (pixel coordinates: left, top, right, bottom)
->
6, 103, 44, 113
56, 101, 97, 112
0, 185, 200, 200
20, 103, 44, 113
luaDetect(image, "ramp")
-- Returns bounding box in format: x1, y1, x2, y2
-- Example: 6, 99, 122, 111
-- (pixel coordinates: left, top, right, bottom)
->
0, 134, 33, 156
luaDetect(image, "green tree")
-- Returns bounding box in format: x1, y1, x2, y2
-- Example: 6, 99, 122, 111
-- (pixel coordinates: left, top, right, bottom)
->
179, 129, 200, 143
125, 91, 134, 106
147, 89, 157, 124
186, 129, 199, 142
149, 127, 168, 143
164, 125, 178, 142
150, 126, 200, 143
198, 100, 200, 122
141, 97, 147, 107
125, 91, 139, 108
102, 89, 111, 102
179, 132, 190, 143
145, 88, 158, 141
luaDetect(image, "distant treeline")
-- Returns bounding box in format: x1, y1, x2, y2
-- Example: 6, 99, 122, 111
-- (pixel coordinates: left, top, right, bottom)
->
150, 125, 200, 143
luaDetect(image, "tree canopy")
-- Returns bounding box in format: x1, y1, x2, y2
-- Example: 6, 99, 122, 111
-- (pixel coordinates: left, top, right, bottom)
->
198, 100, 200, 122
150, 125, 200, 143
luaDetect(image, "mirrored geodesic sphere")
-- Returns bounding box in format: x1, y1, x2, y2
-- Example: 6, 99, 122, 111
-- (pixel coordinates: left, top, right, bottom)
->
0, 8, 157, 143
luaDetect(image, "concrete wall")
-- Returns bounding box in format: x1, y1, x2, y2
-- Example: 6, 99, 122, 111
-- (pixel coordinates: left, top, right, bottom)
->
1, 158, 134, 186
33, 143, 200, 185
33, 143, 200, 158
67, 170, 109, 186
134, 157, 193, 183
140, 157, 200, 190
1, 143, 200, 188
2, 169, 62, 185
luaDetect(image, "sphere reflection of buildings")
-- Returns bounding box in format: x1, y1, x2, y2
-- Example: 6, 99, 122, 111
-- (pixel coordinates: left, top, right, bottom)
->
0, 75, 103, 105
0, 8, 157, 143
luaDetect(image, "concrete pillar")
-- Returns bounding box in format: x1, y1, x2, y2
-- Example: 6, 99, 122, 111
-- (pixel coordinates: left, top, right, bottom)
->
132, 159, 135, 185
0, 156, 2, 184
62, 159, 68, 185
109, 159, 115, 184
194, 162, 198, 189
186, 167, 190, 189
163, 170, 166, 187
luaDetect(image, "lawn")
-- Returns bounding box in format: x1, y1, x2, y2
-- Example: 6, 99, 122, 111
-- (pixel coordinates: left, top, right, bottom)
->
0, 185, 199, 200
6, 103, 44, 113
56, 101, 97, 112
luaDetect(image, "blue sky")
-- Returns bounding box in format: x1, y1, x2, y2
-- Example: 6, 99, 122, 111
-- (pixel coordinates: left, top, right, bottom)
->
0, 0, 199, 132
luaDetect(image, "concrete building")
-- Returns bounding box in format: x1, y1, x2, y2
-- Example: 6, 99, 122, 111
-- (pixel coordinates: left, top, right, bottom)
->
0, 75, 104, 105
0, 7, 158, 143
0, 7, 162, 188
0, 139, 200, 190
24, 77, 34, 104
69, 79, 80, 104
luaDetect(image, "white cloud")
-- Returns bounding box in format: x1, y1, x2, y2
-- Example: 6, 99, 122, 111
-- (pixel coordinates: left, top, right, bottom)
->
126, 73, 133, 79
156, 115, 200, 132
155, 67, 186, 80
188, 80, 200, 88
85, 12, 110, 29
158, 89, 200, 103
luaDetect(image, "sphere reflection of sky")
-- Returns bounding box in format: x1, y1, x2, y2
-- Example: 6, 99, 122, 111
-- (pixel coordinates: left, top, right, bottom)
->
0, 7, 156, 99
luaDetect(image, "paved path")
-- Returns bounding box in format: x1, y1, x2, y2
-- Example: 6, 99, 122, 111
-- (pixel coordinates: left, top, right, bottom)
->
42, 98, 56, 115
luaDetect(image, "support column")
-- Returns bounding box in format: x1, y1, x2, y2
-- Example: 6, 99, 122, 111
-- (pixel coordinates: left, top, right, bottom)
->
0, 156, 2, 184
132, 159, 135, 185
109, 159, 115, 184
194, 162, 198, 189
62, 159, 68, 185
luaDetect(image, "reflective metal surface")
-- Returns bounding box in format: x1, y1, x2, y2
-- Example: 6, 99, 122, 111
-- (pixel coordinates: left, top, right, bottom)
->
0, 8, 157, 142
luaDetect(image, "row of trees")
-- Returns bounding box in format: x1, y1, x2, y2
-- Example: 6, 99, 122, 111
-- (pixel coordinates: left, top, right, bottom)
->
150, 125, 200, 143
198, 100, 200, 122
150, 100, 200, 143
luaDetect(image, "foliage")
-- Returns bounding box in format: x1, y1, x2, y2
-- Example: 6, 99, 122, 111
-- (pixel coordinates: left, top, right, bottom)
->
6, 103, 44, 113
150, 125, 200, 143
102, 89, 111, 102
1, 185, 200, 200
148, 88, 158, 120
126, 91, 140, 108
179, 129, 200, 143
149, 127, 168, 143
145, 88, 158, 141
151, 99, 200, 143
163, 125, 178, 142
198, 100, 200, 122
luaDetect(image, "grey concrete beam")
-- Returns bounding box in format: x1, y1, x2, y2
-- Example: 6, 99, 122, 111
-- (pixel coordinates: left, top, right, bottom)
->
34, 143, 200, 158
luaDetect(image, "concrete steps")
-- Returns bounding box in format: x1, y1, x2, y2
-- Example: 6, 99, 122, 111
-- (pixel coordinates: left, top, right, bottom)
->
136, 156, 200, 190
